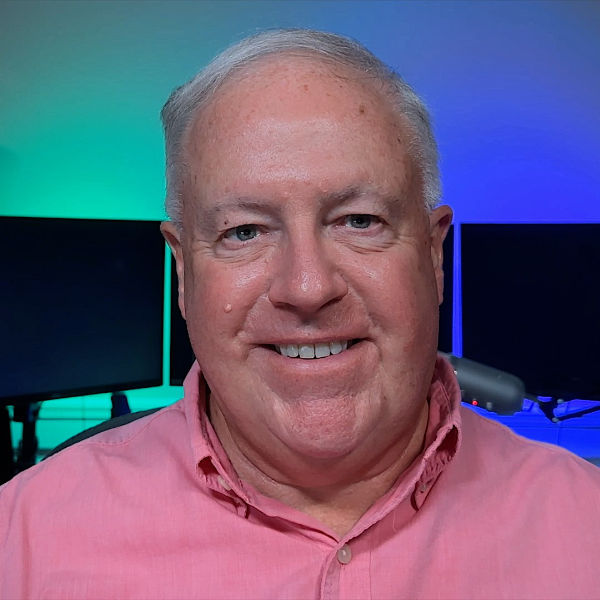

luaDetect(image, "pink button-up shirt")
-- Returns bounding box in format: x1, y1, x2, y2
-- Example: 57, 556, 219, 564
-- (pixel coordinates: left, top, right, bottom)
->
2, 357, 600, 599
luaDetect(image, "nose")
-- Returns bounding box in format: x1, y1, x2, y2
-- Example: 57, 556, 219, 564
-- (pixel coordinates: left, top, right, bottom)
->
267, 233, 348, 315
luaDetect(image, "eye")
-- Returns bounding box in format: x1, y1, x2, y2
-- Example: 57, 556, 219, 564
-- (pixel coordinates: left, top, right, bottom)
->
344, 214, 376, 229
225, 224, 260, 242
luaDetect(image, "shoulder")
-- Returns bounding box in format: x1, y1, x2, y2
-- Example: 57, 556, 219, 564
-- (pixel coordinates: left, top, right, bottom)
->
50, 400, 186, 461
456, 405, 600, 497
0, 401, 189, 511
0, 400, 215, 598
0, 401, 196, 569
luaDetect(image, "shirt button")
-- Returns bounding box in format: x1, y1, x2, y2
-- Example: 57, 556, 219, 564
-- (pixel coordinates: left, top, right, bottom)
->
337, 544, 352, 565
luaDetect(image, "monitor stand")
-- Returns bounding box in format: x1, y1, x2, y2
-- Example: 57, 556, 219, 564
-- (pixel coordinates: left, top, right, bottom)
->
110, 392, 131, 418
13, 401, 41, 474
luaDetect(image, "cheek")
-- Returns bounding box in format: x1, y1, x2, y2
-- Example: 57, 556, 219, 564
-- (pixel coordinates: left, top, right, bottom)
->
184, 259, 268, 354
350, 251, 437, 342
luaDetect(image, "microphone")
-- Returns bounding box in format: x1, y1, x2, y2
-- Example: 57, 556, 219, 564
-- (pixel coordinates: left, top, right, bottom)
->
439, 353, 525, 415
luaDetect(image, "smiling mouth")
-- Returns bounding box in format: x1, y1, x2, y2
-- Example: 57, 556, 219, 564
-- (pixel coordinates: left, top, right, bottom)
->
272, 340, 359, 359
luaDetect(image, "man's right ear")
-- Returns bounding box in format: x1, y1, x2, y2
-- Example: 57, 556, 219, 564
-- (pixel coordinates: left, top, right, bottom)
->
160, 221, 186, 320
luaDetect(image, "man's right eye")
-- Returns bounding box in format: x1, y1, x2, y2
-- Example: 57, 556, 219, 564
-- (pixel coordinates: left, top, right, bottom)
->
224, 224, 260, 242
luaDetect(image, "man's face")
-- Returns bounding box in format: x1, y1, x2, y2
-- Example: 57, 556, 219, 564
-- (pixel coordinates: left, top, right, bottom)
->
163, 57, 451, 484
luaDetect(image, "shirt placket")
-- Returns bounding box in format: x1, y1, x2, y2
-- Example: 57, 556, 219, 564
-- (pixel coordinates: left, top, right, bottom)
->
319, 535, 372, 600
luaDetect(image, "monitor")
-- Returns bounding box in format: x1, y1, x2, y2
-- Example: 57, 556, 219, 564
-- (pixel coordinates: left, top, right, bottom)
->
0, 217, 164, 405
461, 224, 600, 400
438, 224, 454, 354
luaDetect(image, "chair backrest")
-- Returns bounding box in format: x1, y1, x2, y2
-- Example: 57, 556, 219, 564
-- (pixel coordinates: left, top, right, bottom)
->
44, 408, 162, 460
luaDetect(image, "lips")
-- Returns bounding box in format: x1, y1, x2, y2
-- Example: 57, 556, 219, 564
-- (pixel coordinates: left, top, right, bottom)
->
273, 340, 356, 359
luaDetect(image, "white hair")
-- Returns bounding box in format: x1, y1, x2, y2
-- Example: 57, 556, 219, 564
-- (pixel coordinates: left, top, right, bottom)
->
161, 28, 441, 229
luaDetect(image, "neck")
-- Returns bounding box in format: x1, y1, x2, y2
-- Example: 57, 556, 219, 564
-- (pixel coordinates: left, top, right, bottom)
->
211, 401, 429, 538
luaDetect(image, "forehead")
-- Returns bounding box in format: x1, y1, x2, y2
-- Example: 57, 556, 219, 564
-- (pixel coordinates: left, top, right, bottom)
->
191, 54, 402, 141
183, 54, 416, 208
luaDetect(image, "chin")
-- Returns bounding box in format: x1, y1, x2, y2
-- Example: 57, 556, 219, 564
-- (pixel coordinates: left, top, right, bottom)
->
272, 398, 373, 460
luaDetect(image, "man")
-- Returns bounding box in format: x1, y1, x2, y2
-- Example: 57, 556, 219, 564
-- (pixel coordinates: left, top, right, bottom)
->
1, 29, 599, 599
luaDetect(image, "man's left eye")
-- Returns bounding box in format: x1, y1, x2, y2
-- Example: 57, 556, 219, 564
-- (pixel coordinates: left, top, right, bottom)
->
345, 214, 376, 229
225, 224, 260, 242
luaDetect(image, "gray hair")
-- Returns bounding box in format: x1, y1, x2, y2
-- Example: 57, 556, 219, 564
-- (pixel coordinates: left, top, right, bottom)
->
161, 28, 441, 229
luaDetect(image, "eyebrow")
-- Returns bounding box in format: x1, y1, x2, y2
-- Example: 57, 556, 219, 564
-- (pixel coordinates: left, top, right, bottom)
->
194, 199, 273, 233
197, 184, 402, 231
321, 185, 369, 205
320, 185, 401, 210
320, 185, 408, 221
212, 199, 275, 215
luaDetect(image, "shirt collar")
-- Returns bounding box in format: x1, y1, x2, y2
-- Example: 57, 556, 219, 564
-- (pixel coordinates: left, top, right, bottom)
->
347, 356, 462, 536
182, 365, 252, 502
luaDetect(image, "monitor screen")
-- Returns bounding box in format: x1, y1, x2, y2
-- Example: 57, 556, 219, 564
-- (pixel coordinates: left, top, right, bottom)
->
0, 217, 164, 405
438, 224, 454, 354
169, 224, 455, 385
461, 224, 600, 400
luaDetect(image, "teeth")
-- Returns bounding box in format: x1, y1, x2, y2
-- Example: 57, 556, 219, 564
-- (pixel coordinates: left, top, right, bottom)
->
299, 344, 315, 359
275, 341, 353, 359
330, 341, 343, 355
286, 344, 299, 358
314, 342, 330, 358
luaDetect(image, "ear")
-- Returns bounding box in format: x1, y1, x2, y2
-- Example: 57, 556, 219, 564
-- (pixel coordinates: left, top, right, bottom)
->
428, 205, 453, 306
160, 221, 186, 320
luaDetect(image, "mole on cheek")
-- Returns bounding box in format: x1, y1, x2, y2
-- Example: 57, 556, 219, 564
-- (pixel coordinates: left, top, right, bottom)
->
358, 104, 366, 115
